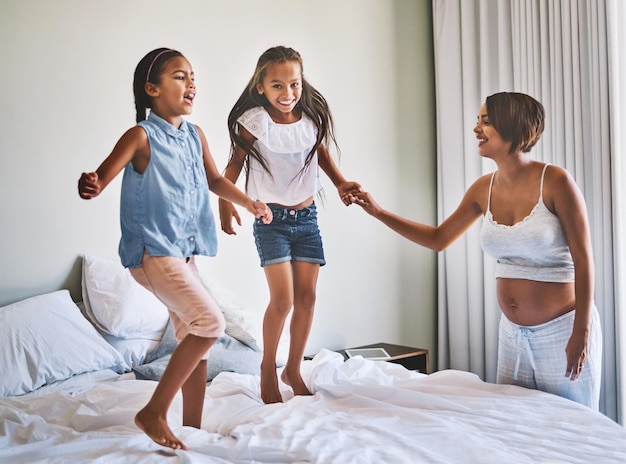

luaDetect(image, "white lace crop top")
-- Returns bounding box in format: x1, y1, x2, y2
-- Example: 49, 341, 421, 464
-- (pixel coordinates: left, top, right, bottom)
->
237, 106, 322, 206
479, 164, 575, 283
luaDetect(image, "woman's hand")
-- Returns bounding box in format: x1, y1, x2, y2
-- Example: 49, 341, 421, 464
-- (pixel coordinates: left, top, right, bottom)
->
351, 191, 383, 217
565, 331, 589, 381
338, 181, 362, 206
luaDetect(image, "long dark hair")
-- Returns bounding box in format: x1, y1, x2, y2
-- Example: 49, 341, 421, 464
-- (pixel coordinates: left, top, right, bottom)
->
227, 46, 339, 183
132, 48, 184, 123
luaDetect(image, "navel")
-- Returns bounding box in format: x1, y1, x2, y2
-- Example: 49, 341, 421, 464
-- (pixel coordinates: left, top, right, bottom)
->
505, 298, 519, 311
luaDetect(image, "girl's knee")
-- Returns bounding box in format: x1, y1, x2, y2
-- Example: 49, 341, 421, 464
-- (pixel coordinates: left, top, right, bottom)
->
293, 289, 316, 313
267, 298, 294, 316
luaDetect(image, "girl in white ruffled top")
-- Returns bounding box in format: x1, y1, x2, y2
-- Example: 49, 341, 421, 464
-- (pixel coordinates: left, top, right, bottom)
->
219, 46, 362, 404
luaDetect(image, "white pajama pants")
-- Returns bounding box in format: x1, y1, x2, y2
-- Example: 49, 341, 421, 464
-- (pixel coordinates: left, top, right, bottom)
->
496, 307, 602, 410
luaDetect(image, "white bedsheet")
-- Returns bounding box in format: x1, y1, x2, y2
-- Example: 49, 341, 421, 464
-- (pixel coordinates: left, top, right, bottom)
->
1, 350, 625, 464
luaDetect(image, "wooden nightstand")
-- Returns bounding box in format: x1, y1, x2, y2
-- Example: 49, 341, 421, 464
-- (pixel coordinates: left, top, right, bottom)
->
306, 342, 429, 373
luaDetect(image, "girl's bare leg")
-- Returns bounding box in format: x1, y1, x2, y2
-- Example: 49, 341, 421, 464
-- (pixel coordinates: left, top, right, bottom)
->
261, 262, 294, 404
280, 261, 319, 396
182, 359, 208, 428
135, 335, 215, 450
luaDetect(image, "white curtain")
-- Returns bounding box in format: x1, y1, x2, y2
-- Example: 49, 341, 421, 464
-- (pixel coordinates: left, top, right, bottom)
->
606, 0, 626, 424
433, 0, 624, 422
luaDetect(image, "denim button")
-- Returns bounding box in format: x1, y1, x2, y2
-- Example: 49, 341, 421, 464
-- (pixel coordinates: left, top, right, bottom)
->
289, 210, 296, 216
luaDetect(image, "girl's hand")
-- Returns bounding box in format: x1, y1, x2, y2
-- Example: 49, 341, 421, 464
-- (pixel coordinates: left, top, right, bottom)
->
338, 181, 363, 206
218, 198, 242, 235
352, 191, 383, 217
78, 172, 101, 199
248, 200, 273, 224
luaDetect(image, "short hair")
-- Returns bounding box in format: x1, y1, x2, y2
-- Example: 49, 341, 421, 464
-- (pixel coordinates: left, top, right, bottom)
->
485, 92, 545, 153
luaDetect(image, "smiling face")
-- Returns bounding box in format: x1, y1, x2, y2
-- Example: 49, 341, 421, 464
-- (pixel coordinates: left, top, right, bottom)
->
145, 56, 196, 126
255, 60, 302, 122
474, 103, 511, 159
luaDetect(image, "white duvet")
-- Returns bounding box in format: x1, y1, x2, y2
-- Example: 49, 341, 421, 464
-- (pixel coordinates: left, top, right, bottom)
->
1, 350, 625, 464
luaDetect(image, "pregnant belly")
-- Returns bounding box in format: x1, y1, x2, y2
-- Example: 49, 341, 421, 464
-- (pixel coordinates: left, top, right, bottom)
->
496, 278, 575, 326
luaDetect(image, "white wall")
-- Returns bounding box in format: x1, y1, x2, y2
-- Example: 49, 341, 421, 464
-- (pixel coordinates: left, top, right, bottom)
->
0, 0, 436, 361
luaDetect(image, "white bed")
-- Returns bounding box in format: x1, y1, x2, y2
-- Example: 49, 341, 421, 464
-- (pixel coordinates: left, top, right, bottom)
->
1, 256, 625, 464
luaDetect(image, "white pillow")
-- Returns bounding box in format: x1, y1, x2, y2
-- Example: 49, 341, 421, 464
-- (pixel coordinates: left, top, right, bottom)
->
81, 254, 169, 339
0, 290, 128, 396
102, 333, 161, 369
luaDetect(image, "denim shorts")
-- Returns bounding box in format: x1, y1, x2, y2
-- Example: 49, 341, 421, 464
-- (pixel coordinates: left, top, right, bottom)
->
253, 203, 326, 267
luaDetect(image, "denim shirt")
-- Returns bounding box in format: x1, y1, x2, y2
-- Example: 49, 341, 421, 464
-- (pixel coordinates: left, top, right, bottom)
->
118, 112, 217, 268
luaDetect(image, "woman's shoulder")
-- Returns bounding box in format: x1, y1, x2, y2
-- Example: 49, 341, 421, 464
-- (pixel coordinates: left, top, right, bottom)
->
543, 162, 570, 180
542, 162, 580, 199
540, 163, 578, 196
470, 172, 495, 190
464, 172, 495, 210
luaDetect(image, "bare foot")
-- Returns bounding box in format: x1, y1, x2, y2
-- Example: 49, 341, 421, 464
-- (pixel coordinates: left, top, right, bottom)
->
260, 363, 283, 404
135, 407, 187, 450
281, 369, 312, 396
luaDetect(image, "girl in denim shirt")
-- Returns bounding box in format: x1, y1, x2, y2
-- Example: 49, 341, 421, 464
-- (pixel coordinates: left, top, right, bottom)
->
219, 46, 361, 404
78, 48, 272, 450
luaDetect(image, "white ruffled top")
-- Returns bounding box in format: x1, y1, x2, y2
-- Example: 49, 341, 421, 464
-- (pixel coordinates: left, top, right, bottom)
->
237, 106, 322, 206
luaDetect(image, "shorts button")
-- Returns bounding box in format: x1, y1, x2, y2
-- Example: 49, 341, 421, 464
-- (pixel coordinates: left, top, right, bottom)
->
289, 210, 296, 216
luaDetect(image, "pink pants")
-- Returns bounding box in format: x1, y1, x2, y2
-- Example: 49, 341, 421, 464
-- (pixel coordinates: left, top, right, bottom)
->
130, 253, 225, 360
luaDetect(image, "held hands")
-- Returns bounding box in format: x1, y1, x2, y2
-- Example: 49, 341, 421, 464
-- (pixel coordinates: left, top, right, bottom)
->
338, 181, 363, 206
219, 198, 273, 235
339, 182, 385, 218
337, 182, 383, 217
248, 199, 273, 225
351, 191, 383, 217
78, 172, 101, 199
